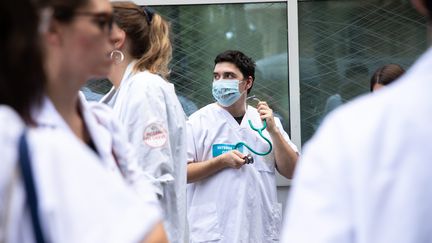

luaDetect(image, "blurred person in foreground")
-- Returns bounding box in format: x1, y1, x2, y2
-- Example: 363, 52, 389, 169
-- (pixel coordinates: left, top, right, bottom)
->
281, 0, 432, 242
0, 0, 167, 242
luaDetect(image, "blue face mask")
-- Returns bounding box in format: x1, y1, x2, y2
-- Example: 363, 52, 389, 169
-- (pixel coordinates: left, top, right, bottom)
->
212, 79, 243, 107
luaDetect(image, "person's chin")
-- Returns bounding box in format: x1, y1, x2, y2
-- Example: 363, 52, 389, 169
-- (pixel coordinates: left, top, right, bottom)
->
92, 64, 112, 79
89, 70, 109, 80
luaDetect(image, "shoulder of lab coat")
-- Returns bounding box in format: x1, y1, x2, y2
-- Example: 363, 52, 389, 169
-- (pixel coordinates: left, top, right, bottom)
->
186, 103, 216, 163
282, 47, 432, 242
87, 101, 160, 206
0, 105, 24, 198
0, 105, 160, 243
119, 71, 178, 196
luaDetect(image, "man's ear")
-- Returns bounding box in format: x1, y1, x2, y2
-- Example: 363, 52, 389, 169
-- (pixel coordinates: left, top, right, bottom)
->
246, 76, 254, 90
412, 0, 429, 16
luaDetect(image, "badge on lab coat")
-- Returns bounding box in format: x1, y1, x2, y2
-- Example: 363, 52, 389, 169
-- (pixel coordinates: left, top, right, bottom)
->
212, 144, 243, 157
143, 123, 168, 147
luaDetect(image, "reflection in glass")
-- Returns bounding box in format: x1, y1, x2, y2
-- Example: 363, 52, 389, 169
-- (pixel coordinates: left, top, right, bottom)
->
299, 0, 427, 144
156, 3, 290, 130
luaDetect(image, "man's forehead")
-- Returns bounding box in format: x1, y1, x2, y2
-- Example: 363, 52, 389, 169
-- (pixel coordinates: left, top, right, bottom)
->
214, 62, 240, 73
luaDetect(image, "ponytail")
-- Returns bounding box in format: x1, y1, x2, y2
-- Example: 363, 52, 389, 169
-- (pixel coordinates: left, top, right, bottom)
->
134, 13, 172, 79
113, 2, 172, 79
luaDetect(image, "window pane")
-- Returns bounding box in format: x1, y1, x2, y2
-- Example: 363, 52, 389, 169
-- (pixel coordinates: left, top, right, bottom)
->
299, 0, 427, 144
84, 3, 290, 132
154, 3, 290, 130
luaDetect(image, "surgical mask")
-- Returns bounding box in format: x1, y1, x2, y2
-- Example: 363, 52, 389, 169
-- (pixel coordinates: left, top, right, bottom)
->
212, 79, 244, 107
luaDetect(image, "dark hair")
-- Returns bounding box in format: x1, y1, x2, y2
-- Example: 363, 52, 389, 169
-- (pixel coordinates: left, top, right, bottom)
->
39, 0, 88, 22
0, 0, 46, 124
214, 50, 256, 94
370, 64, 405, 91
427, 0, 432, 16
112, 1, 172, 78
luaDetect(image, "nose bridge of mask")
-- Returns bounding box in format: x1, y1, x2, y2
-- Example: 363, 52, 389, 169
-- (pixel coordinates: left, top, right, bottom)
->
212, 79, 240, 96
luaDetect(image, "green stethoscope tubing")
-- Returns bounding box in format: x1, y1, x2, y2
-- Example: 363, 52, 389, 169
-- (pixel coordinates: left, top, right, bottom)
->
234, 119, 273, 156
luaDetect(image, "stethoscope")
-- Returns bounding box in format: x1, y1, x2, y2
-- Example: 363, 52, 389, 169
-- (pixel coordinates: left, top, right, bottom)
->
234, 96, 273, 164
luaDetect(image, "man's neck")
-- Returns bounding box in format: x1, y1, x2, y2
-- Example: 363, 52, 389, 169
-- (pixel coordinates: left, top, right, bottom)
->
222, 96, 247, 117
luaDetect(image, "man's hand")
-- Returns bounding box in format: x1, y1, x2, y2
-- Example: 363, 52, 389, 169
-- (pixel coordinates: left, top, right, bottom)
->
257, 101, 278, 135
220, 150, 246, 169
187, 149, 246, 183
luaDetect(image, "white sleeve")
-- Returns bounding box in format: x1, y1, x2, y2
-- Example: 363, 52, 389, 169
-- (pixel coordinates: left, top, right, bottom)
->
186, 118, 198, 163
88, 102, 160, 206
122, 81, 175, 197
281, 113, 353, 243
275, 117, 299, 153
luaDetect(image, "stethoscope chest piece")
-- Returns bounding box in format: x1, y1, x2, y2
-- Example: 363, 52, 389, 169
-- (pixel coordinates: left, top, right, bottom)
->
244, 154, 254, 164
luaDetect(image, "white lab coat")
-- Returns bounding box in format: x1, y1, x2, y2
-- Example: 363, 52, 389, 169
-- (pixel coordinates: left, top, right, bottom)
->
39, 95, 159, 205
281, 48, 432, 243
187, 103, 298, 243
101, 61, 187, 243
0, 105, 160, 243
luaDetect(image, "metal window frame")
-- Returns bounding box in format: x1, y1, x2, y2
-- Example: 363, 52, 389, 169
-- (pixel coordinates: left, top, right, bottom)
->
127, 0, 302, 151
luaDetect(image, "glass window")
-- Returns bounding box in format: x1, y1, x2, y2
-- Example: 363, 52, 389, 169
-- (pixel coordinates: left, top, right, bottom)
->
298, 0, 427, 144
156, 3, 291, 131
84, 3, 291, 132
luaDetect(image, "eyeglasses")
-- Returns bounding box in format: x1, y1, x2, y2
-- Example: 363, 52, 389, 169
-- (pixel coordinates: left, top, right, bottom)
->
74, 11, 114, 34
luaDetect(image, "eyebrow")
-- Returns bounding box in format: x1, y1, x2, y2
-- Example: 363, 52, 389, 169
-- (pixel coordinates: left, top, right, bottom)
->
213, 72, 237, 77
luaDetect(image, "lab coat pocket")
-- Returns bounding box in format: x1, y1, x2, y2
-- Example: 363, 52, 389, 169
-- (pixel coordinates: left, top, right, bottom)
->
265, 202, 283, 240
254, 153, 275, 173
189, 203, 222, 242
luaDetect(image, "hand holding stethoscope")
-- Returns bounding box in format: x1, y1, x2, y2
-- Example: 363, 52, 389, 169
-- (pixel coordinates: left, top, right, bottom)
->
234, 96, 274, 164
256, 99, 279, 135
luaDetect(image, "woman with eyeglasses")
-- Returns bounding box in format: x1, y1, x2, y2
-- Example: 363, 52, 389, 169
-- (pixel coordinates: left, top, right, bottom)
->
101, 1, 188, 242
1, 0, 168, 242
38, 0, 173, 240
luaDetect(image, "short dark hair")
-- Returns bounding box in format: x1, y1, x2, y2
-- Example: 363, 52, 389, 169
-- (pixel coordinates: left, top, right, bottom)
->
0, 0, 46, 124
427, 0, 432, 16
370, 64, 405, 91
214, 50, 256, 94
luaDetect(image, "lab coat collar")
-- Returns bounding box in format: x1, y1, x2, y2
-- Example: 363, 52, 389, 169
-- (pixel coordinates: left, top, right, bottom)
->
119, 60, 138, 88
100, 60, 138, 109
34, 96, 112, 161
35, 96, 71, 131
212, 102, 252, 130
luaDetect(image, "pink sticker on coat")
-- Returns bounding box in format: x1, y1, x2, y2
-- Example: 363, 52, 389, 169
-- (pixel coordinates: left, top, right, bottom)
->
143, 123, 167, 147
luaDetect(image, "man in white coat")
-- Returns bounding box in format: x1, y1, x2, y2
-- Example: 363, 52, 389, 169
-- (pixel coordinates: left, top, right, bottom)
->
281, 0, 432, 242
186, 50, 299, 243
